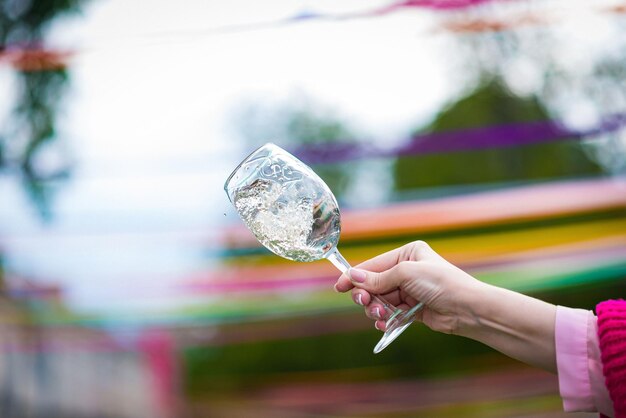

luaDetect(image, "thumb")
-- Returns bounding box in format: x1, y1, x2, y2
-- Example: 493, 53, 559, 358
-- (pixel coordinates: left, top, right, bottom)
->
349, 263, 411, 294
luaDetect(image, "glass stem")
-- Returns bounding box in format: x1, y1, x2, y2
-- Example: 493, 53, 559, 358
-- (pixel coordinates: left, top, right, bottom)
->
326, 247, 351, 273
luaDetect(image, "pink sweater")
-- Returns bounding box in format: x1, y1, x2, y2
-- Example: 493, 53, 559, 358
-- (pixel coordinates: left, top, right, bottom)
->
597, 300, 626, 418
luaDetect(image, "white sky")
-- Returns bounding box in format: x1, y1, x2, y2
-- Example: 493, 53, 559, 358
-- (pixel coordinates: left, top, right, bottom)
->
0, 0, 454, 314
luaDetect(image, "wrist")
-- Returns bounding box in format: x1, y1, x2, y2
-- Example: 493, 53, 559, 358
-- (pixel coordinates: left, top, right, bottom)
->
453, 279, 494, 338
454, 281, 557, 372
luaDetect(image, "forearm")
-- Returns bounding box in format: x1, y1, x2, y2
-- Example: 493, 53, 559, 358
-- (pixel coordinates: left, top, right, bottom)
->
457, 282, 557, 373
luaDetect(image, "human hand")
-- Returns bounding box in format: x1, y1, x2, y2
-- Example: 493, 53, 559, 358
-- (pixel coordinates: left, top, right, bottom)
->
334, 241, 486, 335
335, 241, 557, 372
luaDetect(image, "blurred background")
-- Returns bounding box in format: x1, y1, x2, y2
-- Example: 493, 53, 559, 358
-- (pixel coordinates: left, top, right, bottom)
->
1, 0, 625, 417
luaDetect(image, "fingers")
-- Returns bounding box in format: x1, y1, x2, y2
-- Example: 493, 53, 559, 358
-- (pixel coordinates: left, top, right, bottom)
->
333, 241, 435, 293
367, 303, 385, 321
349, 261, 415, 295
370, 289, 403, 306
365, 302, 411, 321
334, 271, 354, 293
355, 240, 435, 270
351, 288, 402, 307
352, 244, 409, 273
374, 319, 386, 331
351, 288, 371, 307
334, 247, 405, 293
372, 303, 415, 332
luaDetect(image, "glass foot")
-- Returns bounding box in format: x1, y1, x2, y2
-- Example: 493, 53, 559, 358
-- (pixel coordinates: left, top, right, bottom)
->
373, 321, 412, 353
373, 302, 424, 354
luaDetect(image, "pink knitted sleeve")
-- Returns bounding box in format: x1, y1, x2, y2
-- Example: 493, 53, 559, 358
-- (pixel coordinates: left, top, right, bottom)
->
596, 300, 626, 418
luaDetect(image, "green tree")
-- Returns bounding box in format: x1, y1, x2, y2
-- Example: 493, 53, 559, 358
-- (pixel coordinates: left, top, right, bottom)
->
1, 0, 89, 219
393, 79, 603, 192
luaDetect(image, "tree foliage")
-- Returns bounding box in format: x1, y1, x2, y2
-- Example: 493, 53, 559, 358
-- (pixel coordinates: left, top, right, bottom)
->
393, 79, 604, 191
1, 0, 89, 219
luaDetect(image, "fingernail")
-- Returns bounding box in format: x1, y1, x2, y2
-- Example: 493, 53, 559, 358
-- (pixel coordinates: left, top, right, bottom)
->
374, 322, 381, 331
372, 307, 381, 318
333, 283, 339, 293
354, 293, 363, 306
349, 268, 366, 283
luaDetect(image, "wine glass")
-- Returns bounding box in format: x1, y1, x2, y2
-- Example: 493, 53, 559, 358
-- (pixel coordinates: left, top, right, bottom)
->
224, 143, 423, 353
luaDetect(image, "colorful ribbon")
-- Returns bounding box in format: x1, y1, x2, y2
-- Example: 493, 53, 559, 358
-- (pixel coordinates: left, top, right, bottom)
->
293, 114, 626, 165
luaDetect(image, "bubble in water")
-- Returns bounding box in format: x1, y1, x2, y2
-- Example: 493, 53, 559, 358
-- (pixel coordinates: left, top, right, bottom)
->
231, 178, 340, 262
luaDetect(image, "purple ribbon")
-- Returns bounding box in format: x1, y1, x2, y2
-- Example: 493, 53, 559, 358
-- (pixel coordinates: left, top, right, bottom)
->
293, 114, 626, 165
